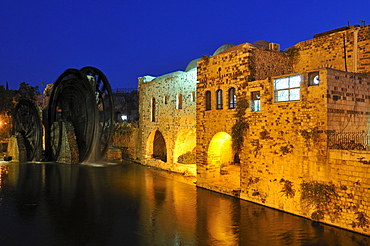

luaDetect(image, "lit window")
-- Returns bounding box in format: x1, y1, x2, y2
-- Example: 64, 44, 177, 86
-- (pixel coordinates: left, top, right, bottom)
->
176, 93, 182, 109
151, 97, 156, 122
216, 89, 223, 109
121, 115, 128, 121
274, 74, 301, 102
228, 87, 236, 109
308, 71, 320, 86
205, 91, 211, 110
163, 95, 167, 104
251, 91, 260, 111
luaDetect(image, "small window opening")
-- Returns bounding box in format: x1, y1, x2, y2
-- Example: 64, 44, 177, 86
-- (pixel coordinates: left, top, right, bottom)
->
251, 91, 261, 112
228, 87, 236, 109
151, 97, 156, 122
191, 91, 196, 102
205, 91, 211, 110
176, 93, 183, 109
308, 71, 320, 86
216, 89, 223, 109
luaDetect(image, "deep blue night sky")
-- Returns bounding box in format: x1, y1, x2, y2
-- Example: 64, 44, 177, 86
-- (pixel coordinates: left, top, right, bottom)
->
1, 0, 369, 91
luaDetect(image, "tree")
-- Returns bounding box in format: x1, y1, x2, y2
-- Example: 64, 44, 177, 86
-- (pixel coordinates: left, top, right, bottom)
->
17, 82, 40, 102
0, 85, 17, 113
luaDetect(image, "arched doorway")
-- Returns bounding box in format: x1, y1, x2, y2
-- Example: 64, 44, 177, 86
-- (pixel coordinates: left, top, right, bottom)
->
147, 130, 167, 162
207, 132, 240, 189
174, 129, 196, 164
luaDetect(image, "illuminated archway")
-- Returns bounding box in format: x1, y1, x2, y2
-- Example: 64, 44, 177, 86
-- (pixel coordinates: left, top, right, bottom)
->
174, 129, 196, 164
207, 132, 240, 188
146, 130, 167, 162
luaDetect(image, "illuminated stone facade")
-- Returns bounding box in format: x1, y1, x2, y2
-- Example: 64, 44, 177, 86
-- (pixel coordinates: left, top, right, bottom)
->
196, 24, 370, 235
135, 24, 370, 234
138, 69, 197, 175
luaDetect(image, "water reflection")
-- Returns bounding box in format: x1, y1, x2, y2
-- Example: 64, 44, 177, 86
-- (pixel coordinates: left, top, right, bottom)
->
0, 161, 368, 246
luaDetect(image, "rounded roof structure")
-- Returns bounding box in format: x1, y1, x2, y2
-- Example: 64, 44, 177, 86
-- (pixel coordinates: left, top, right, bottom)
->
212, 44, 235, 56
185, 58, 201, 72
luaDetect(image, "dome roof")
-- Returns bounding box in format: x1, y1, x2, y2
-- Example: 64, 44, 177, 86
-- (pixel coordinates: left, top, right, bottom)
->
212, 44, 235, 56
185, 58, 201, 72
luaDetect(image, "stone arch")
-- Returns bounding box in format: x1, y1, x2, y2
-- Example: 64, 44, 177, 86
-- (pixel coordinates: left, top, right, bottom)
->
146, 130, 167, 162
207, 132, 240, 189
174, 128, 196, 164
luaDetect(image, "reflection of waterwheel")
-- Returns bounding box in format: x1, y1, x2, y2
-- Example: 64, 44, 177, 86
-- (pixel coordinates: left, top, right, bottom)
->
12, 99, 42, 161
47, 69, 97, 163
80, 66, 114, 160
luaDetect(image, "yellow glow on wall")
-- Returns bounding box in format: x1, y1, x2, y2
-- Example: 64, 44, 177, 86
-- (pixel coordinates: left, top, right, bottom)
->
207, 132, 233, 177
173, 129, 196, 163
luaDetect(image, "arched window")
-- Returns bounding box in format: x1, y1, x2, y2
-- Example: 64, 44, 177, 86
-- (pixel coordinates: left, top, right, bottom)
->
176, 93, 183, 109
216, 89, 223, 109
228, 87, 236, 109
151, 97, 156, 122
205, 91, 211, 110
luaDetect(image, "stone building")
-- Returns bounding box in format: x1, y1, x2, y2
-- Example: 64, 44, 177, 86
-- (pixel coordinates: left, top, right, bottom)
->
196, 24, 370, 235
138, 62, 198, 175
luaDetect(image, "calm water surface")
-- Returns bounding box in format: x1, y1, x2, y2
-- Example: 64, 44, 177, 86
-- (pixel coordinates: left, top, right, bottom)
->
0, 161, 369, 246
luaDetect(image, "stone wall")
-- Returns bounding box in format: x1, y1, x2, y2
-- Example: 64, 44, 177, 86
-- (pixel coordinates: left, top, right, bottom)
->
196, 42, 293, 189
138, 69, 197, 176
109, 123, 141, 162
292, 25, 370, 74
196, 25, 370, 234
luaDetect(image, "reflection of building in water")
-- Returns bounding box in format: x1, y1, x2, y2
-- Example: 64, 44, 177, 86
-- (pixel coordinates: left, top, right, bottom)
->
137, 24, 370, 236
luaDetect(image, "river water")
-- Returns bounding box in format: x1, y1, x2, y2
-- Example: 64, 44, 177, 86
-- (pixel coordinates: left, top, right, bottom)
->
0, 161, 369, 246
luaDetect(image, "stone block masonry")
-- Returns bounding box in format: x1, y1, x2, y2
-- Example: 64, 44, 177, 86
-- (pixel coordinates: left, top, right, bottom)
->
133, 24, 370, 235
138, 69, 197, 176
196, 25, 370, 235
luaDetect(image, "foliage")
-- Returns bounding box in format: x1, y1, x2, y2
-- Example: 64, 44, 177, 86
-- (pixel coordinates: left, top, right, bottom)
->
0, 82, 40, 114
232, 98, 249, 152
280, 179, 295, 198
311, 210, 325, 221
18, 82, 40, 102
0, 86, 17, 113
301, 181, 338, 208
114, 122, 135, 136
177, 151, 196, 164
352, 212, 370, 228
280, 144, 294, 155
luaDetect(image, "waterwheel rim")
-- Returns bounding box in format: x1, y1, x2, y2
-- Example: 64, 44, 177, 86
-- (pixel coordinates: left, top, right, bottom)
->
80, 66, 114, 160
48, 68, 97, 163
12, 99, 42, 161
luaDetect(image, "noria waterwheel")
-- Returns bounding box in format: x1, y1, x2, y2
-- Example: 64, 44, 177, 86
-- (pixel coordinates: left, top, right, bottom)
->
12, 99, 42, 161
46, 67, 114, 163
80, 66, 114, 161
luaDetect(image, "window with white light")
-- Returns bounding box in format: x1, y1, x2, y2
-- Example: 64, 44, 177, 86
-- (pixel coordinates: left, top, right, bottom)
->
216, 89, 223, 109
308, 71, 320, 86
250, 91, 261, 111
274, 74, 301, 102
228, 87, 236, 109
